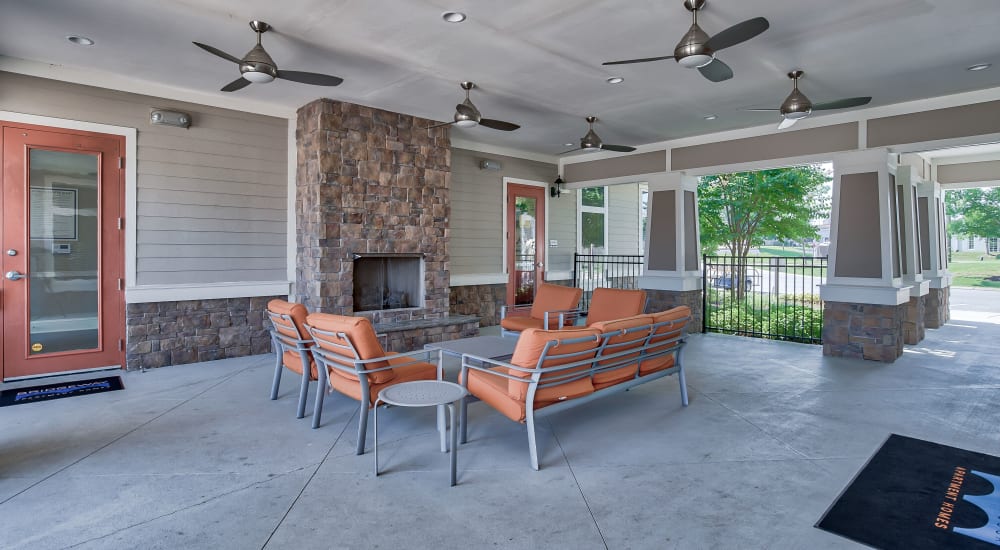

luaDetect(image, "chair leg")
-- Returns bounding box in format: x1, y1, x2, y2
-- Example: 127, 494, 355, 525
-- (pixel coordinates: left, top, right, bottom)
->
678, 365, 689, 407
460, 395, 469, 444
526, 410, 540, 471
311, 367, 327, 429
269, 341, 282, 400
296, 352, 311, 419
356, 394, 370, 455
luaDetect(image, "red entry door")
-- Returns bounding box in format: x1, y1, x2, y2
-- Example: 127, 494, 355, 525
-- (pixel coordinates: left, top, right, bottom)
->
506, 183, 546, 306
1, 123, 125, 380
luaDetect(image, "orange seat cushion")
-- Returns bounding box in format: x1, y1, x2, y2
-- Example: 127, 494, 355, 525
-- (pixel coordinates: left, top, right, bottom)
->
589, 314, 653, 386
306, 313, 395, 384
500, 316, 545, 332
586, 288, 647, 326
639, 306, 690, 375
282, 350, 318, 380
327, 358, 438, 406
465, 366, 563, 423
528, 284, 583, 321
508, 327, 600, 403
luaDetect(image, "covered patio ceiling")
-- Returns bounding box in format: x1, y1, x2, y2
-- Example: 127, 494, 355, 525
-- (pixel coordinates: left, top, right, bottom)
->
2, 0, 999, 154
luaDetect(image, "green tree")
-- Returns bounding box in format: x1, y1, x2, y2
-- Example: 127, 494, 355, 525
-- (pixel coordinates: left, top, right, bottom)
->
699, 165, 830, 297
946, 188, 1000, 251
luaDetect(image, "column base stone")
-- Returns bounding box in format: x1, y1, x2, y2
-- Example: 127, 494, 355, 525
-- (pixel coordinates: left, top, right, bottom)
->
643, 289, 703, 333
823, 301, 905, 362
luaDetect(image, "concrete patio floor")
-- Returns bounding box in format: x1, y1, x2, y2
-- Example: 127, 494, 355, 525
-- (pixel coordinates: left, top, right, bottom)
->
2, 289, 999, 549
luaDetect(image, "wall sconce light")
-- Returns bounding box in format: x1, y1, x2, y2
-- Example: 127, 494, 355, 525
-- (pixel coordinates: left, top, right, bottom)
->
479, 159, 502, 171
550, 175, 565, 198
150, 109, 192, 129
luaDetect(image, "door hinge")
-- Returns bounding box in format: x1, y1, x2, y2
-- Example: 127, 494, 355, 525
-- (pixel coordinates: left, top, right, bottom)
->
118, 339, 124, 351
117, 217, 123, 230
118, 278, 123, 291
117, 157, 123, 169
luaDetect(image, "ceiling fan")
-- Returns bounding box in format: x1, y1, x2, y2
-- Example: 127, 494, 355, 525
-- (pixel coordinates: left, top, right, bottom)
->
193, 20, 344, 92
426, 82, 520, 131
561, 116, 636, 154
748, 70, 873, 129
602, 0, 769, 82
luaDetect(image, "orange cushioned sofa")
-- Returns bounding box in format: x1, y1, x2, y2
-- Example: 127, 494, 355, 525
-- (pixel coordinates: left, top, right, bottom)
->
461, 305, 691, 470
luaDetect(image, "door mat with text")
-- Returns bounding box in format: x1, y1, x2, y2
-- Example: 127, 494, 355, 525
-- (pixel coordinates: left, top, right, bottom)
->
817, 434, 1000, 549
0, 376, 124, 407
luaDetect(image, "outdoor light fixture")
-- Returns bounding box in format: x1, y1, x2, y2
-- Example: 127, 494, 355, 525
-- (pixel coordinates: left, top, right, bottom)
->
442, 11, 466, 23
66, 35, 95, 46
150, 109, 192, 128
606, 76, 625, 84
551, 175, 565, 198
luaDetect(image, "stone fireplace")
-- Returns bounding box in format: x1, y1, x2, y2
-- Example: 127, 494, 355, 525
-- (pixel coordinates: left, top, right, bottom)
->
294, 98, 478, 349
352, 253, 423, 312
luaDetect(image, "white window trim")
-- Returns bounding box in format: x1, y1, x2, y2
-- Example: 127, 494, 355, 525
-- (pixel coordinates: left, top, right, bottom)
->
577, 186, 609, 254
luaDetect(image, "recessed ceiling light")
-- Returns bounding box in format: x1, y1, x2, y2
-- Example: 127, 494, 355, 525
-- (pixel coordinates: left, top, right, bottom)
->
967, 63, 992, 72
606, 76, 625, 84
704, 114, 718, 121
66, 35, 94, 46
564, 143, 574, 147
442, 11, 466, 23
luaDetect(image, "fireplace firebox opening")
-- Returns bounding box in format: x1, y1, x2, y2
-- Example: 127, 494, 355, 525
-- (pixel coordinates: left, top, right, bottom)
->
352, 253, 424, 312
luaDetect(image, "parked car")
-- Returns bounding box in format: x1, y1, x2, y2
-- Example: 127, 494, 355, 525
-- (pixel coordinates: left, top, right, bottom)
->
712, 273, 756, 289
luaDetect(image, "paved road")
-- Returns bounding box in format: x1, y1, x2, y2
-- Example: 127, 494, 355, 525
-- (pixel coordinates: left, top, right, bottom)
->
949, 286, 1000, 324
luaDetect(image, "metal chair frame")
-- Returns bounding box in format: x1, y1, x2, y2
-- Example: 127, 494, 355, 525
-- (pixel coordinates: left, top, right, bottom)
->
267, 310, 315, 419
499, 305, 583, 338
306, 324, 443, 455
460, 317, 689, 470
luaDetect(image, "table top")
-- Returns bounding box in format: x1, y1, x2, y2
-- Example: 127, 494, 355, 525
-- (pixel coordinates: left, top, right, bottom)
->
424, 335, 517, 359
377, 380, 468, 407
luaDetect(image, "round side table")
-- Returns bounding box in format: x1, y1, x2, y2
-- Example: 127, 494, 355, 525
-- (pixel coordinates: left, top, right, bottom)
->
374, 380, 469, 486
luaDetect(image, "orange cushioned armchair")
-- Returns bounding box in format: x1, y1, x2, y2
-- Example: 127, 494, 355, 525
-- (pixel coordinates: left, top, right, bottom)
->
585, 287, 647, 326
460, 327, 602, 470
267, 299, 317, 420
499, 283, 584, 337
305, 313, 442, 455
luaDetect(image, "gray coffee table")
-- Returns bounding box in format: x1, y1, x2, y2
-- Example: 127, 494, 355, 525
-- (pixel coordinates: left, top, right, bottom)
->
373, 380, 468, 486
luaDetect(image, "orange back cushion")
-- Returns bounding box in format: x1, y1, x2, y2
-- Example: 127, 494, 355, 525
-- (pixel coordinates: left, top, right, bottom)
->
529, 284, 583, 322
587, 288, 647, 326
590, 314, 654, 368
305, 313, 395, 384
640, 306, 690, 372
508, 327, 600, 402
268, 299, 309, 340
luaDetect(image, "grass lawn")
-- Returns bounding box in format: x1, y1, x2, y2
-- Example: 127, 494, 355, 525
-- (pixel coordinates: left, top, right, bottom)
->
949, 251, 1000, 288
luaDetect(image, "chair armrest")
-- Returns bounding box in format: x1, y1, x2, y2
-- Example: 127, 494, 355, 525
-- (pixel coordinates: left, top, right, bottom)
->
541, 308, 583, 330
501, 304, 533, 320
270, 330, 312, 351
312, 347, 442, 378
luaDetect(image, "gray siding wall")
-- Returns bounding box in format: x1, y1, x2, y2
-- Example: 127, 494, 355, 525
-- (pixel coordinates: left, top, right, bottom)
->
0, 72, 288, 286
450, 148, 574, 277
607, 184, 642, 255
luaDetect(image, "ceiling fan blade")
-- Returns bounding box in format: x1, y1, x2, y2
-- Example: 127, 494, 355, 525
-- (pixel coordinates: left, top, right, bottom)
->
698, 59, 733, 82
425, 120, 457, 130
704, 17, 770, 52
221, 77, 252, 92
812, 96, 873, 111
193, 42, 242, 64
778, 117, 800, 130
559, 147, 583, 155
746, 108, 780, 112
602, 55, 674, 66
276, 70, 343, 87
478, 119, 520, 132
600, 144, 637, 153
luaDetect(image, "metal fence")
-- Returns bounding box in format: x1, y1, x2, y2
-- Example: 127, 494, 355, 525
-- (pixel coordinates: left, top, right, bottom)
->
702, 255, 827, 344
573, 254, 645, 311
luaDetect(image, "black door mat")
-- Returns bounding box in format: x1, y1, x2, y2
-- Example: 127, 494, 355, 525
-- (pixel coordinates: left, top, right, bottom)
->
0, 376, 124, 407
817, 433, 1000, 549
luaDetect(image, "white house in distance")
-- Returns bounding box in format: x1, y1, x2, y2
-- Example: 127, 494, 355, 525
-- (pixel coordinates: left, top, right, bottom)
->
950, 235, 999, 254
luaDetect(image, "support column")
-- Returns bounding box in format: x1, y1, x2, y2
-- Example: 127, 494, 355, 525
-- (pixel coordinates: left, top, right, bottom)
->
895, 155, 930, 344
916, 178, 952, 328
821, 150, 912, 362
638, 172, 703, 331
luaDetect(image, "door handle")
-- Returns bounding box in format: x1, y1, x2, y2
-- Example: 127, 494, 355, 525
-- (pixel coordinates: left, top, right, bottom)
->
5, 271, 25, 281
536, 262, 544, 269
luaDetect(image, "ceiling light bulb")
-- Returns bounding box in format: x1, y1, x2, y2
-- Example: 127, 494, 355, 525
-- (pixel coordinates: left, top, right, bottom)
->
678, 54, 713, 68
784, 110, 810, 120
454, 119, 477, 128
606, 76, 624, 84
442, 11, 466, 23
66, 35, 94, 46
967, 63, 992, 72
242, 71, 275, 83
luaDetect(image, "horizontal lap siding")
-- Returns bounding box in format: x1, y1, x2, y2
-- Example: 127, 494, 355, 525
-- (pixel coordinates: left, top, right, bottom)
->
0, 72, 288, 287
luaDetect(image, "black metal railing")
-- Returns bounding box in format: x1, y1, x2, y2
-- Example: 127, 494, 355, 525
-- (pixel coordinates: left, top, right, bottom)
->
702, 255, 827, 344
573, 254, 645, 311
